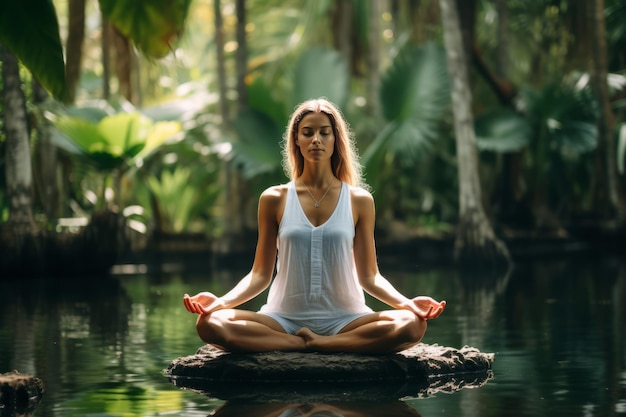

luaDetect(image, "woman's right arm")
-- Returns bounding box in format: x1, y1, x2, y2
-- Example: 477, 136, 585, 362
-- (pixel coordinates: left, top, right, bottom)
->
183, 186, 282, 315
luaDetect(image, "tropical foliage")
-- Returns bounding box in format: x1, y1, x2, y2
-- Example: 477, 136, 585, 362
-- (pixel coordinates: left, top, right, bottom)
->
0, 0, 625, 258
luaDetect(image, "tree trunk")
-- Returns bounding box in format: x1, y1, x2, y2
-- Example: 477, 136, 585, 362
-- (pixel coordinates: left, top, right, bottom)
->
111, 25, 135, 103
32, 80, 63, 220
438, 0, 511, 266
489, 0, 524, 226
589, 0, 625, 222
0, 45, 43, 273
1, 46, 35, 230
331, 0, 353, 72
213, 0, 245, 253
65, 0, 85, 104
454, 0, 476, 57
214, 0, 228, 128
102, 15, 111, 100
366, 0, 381, 122
235, 0, 248, 112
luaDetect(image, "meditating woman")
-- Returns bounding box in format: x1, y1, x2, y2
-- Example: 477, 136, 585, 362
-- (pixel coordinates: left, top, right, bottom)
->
183, 98, 446, 353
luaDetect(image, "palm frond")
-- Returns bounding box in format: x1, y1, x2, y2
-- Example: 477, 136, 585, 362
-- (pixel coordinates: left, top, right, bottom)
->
292, 47, 350, 108
475, 108, 531, 152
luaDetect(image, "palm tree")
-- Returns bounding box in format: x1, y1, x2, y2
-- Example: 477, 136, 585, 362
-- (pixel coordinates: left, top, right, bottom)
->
438, 0, 510, 265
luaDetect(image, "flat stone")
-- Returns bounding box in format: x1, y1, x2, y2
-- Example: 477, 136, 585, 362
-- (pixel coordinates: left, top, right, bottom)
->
0, 370, 45, 414
165, 343, 494, 402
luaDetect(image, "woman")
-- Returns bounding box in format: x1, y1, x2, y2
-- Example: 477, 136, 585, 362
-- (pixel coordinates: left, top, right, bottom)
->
183, 98, 446, 353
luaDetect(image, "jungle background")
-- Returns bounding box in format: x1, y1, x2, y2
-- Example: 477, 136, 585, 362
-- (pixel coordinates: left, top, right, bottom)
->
0, 0, 625, 276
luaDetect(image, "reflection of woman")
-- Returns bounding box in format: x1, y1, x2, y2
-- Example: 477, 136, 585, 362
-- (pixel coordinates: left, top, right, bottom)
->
211, 402, 423, 417
184, 99, 445, 353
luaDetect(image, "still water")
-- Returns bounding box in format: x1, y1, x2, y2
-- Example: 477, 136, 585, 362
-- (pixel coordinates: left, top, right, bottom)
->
1, 254, 625, 417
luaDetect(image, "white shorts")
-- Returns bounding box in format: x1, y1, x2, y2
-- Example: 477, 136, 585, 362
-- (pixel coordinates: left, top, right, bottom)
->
258, 312, 372, 336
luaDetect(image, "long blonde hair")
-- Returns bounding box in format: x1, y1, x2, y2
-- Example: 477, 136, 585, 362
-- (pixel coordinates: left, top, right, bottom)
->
282, 98, 366, 188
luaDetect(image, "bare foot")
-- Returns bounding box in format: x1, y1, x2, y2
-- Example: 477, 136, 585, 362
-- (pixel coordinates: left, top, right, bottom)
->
295, 327, 321, 351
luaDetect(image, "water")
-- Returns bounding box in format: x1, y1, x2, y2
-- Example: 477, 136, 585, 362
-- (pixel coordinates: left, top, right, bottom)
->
1, 254, 625, 417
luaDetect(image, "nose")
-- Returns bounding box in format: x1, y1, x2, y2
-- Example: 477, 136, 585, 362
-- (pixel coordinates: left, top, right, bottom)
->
312, 133, 321, 143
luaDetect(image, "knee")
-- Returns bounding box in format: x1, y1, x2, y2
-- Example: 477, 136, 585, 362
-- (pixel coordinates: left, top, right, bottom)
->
397, 310, 427, 344
195, 310, 230, 345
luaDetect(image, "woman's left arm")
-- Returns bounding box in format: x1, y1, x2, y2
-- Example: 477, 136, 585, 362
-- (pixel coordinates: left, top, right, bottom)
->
352, 188, 445, 320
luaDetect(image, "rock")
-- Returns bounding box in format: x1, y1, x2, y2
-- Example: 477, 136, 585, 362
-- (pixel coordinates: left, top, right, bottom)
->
165, 344, 494, 402
0, 370, 45, 415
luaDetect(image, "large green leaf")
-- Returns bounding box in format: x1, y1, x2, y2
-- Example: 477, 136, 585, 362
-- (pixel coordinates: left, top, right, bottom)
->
248, 77, 288, 127
0, 0, 67, 100
379, 43, 449, 124
522, 84, 597, 156
361, 122, 400, 189
292, 47, 349, 108
100, 0, 192, 58
231, 109, 284, 179
362, 43, 450, 176
475, 108, 531, 152
54, 112, 179, 171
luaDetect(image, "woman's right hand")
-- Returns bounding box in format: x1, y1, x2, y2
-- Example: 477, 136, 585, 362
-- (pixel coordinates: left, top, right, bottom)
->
183, 292, 224, 315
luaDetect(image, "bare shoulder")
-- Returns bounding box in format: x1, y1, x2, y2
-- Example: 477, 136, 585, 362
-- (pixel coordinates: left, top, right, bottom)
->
349, 185, 374, 207
259, 183, 289, 221
260, 183, 289, 202
349, 185, 375, 223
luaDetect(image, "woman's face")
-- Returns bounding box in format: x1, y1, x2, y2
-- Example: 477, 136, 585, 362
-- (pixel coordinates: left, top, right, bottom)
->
295, 111, 335, 165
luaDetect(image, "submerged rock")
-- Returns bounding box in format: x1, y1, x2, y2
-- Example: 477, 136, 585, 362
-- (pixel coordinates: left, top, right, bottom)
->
165, 343, 494, 402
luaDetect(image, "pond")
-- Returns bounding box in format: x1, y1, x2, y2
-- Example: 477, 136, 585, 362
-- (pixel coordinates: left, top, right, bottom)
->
1, 253, 625, 417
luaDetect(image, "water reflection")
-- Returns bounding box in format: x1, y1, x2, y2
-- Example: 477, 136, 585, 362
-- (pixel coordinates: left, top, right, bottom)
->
1, 256, 624, 416
210, 401, 422, 417
170, 367, 493, 404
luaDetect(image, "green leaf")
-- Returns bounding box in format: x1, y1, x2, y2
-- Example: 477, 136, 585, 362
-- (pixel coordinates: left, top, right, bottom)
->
100, 0, 192, 58
248, 77, 288, 127
475, 108, 531, 152
363, 43, 450, 183
137, 121, 182, 159
0, 0, 67, 100
56, 118, 108, 154
292, 47, 349, 108
146, 167, 198, 232
231, 110, 284, 179
54, 112, 175, 171
380, 43, 449, 124
98, 113, 150, 156
362, 122, 400, 189
521, 84, 597, 156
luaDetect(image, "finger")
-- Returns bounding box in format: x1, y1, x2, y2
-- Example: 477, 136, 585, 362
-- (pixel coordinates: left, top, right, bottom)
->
420, 305, 433, 319
192, 302, 203, 314
430, 306, 443, 318
430, 303, 445, 318
183, 295, 194, 312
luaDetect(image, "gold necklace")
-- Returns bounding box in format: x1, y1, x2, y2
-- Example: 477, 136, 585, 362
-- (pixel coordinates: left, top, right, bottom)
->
303, 179, 334, 208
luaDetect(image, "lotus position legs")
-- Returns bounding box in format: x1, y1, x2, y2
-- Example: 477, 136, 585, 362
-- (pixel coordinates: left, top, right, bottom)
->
195, 309, 427, 353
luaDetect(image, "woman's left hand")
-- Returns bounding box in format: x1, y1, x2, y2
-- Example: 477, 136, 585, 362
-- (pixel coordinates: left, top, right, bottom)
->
409, 296, 446, 320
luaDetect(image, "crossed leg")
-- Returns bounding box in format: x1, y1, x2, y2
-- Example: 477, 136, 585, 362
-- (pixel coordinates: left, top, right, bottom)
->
195, 309, 307, 352
298, 310, 426, 353
195, 309, 425, 354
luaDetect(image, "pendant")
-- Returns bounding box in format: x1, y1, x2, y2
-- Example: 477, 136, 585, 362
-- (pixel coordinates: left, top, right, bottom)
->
314, 202, 320, 208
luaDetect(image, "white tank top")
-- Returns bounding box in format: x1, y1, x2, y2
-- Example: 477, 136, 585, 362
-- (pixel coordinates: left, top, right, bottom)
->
259, 181, 373, 320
